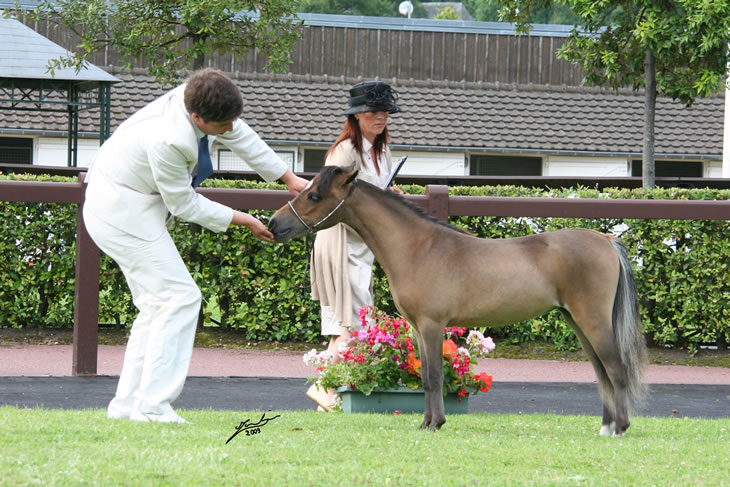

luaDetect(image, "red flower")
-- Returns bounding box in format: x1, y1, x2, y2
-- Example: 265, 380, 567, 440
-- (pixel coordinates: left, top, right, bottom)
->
476, 372, 493, 393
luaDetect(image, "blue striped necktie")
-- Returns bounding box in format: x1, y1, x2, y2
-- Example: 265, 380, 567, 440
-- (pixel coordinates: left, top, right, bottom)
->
192, 135, 213, 188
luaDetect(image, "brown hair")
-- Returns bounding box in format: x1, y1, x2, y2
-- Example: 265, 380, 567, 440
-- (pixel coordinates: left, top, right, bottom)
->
183, 68, 243, 122
325, 115, 390, 174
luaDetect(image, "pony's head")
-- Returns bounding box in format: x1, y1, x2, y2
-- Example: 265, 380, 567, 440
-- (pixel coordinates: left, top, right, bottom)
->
269, 165, 358, 243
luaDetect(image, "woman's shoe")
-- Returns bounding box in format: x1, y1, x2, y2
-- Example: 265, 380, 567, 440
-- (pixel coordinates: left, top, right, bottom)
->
306, 384, 334, 412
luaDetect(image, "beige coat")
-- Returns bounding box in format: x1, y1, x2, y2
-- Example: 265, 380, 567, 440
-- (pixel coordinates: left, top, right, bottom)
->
310, 139, 393, 330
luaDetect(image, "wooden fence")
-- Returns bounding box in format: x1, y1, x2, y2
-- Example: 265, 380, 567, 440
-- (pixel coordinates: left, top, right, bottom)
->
2, 176, 730, 375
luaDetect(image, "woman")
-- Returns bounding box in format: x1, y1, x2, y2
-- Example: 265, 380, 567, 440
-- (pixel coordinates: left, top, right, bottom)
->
307, 80, 402, 411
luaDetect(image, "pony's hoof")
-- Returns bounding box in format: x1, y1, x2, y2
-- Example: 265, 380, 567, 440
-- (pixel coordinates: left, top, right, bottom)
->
599, 422, 616, 436
418, 421, 443, 431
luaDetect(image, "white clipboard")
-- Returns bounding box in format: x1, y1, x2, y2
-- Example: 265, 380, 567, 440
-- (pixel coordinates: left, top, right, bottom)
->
383, 156, 408, 189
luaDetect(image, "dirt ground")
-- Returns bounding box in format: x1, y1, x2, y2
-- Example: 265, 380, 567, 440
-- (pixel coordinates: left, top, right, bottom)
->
1, 327, 728, 369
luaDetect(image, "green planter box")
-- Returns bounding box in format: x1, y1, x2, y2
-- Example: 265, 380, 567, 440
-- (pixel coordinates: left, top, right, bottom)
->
336, 386, 468, 414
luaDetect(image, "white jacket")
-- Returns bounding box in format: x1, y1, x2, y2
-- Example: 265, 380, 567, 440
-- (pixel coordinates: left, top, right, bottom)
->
85, 85, 287, 240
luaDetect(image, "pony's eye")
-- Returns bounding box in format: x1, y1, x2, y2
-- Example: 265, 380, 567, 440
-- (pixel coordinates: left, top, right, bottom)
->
308, 193, 321, 203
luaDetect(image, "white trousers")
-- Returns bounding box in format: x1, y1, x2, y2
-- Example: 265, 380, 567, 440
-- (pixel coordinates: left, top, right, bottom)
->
83, 208, 201, 417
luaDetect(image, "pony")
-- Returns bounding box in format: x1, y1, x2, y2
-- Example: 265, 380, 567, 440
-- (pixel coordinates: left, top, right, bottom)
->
268, 165, 647, 435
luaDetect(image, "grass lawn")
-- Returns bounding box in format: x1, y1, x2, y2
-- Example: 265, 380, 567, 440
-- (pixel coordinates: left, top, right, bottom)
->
2, 407, 728, 486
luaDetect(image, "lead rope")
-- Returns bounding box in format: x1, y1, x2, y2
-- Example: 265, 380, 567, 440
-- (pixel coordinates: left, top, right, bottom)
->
287, 180, 357, 300
298, 231, 313, 300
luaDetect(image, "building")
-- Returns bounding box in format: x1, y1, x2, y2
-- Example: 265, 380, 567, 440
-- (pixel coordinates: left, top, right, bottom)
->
0, 11, 724, 181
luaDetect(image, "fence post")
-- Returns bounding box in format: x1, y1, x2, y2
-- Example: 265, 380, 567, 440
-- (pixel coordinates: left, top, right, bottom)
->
73, 173, 100, 376
425, 184, 449, 222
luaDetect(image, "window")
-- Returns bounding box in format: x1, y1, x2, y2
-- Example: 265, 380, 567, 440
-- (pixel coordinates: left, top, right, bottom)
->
217, 148, 295, 171
631, 160, 703, 178
303, 149, 327, 172
0, 137, 33, 164
470, 155, 542, 176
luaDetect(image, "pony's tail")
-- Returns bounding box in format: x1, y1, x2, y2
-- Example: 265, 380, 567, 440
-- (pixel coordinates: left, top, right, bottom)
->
610, 239, 648, 414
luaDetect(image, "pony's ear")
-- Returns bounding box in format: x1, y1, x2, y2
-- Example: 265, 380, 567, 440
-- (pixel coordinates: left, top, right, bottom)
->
345, 169, 359, 186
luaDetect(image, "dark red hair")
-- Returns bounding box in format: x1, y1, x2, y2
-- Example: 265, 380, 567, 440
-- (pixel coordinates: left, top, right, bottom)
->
325, 115, 390, 174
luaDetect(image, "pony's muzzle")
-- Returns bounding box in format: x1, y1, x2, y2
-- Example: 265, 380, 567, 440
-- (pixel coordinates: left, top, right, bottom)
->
268, 213, 301, 243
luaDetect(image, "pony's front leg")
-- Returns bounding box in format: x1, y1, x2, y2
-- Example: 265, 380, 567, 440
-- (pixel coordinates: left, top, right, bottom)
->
416, 323, 446, 431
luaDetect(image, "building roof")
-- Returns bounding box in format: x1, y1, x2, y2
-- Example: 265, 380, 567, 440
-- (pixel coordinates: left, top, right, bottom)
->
293, 12, 572, 36
0, 69, 724, 159
0, 16, 119, 83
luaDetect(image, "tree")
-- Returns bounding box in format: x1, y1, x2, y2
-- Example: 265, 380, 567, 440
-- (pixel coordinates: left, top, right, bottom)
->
299, 0, 428, 18
435, 6, 460, 19
5, 0, 304, 85
499, 0, 730, 188
464, 0, 580, 23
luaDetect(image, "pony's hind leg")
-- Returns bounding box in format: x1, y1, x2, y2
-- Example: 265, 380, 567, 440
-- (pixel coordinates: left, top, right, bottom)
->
581, 321, 635, 435
561, 310, 620, 435
413, 321, 447, 430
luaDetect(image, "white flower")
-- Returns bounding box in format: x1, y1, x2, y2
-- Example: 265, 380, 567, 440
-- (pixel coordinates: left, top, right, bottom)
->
302, 349, 319, 367
480, 336, 496, 354
466, 330, 496, 355
466, 330, 484, 347
303, 349, 334, 367
337, 341, 349, 358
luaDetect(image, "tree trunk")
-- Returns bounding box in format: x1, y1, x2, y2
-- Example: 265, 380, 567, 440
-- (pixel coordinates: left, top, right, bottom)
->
192, 55, 205, 71
191, 33, 206, 71
642, 50, 657, 189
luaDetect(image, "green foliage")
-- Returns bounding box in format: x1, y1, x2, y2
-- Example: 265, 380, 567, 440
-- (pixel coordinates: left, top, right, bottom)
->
0, 202, 76, 328
435, 6, 460, 19
499, 0, 730, 105
463, 0, 580, 23
299, 0, 428, 18
3, 174, 730, 349
4, 0, 303, 85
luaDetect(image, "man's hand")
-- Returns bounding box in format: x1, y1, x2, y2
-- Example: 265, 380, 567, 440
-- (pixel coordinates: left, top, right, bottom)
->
231, 211, 276, 242
280, 169, 309, 195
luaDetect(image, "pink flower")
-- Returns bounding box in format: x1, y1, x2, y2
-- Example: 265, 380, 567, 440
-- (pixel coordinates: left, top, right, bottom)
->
311, 306, 496, 400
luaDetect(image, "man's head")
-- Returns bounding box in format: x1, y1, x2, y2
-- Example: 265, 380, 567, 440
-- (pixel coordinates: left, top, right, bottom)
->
184, 68, 243, 124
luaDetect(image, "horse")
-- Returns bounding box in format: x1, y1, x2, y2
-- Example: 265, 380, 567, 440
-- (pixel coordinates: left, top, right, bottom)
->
268, 165, 647, 435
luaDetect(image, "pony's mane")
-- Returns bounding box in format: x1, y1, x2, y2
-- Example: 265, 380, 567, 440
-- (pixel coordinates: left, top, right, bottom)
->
313, 165, 470, 236
316, 165, 346, 198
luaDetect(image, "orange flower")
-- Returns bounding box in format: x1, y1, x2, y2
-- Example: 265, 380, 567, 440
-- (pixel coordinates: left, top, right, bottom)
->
442, 339, 458, 359
406, 352, 421, 376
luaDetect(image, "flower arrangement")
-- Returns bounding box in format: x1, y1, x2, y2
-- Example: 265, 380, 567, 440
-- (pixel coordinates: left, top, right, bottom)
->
304, 306, 495, 400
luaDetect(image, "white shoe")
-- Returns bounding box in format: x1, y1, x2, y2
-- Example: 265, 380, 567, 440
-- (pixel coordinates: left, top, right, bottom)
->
107, 410, 130, 420
130, 409, 190, 424
107, 398, 133, 419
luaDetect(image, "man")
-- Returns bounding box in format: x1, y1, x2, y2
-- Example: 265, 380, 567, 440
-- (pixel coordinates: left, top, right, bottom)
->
83, 68, 307, 423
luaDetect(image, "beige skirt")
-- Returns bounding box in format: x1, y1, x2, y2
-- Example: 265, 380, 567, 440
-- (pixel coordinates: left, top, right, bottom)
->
320, 235, 375, 337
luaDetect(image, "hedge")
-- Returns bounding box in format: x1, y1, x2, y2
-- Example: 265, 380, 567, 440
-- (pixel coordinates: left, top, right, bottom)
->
2, 173, 729, 352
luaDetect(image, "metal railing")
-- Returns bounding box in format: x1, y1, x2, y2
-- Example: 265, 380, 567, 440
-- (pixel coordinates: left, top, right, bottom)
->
2, 175, 729, 375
